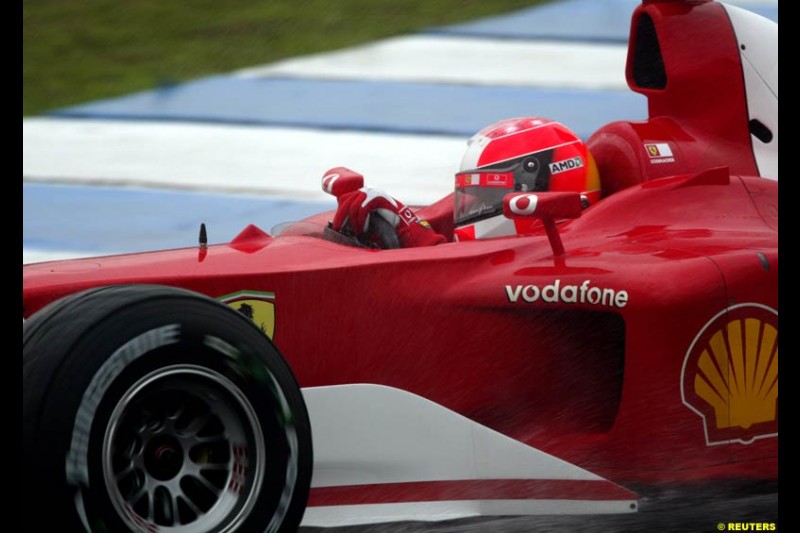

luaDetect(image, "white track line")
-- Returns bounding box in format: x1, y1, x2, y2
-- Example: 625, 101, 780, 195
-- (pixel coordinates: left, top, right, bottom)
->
723, 0, 777, 6
23, 248, 104, 265
23, 118, 462, 205
237, 36, 629, 90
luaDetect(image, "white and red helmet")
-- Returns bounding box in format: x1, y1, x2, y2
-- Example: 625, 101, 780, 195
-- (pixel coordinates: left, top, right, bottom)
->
453, 117, 600, 241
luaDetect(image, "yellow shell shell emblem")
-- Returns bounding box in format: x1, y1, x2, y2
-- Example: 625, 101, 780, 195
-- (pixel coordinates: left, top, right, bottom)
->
218, 290, 275, 339
681, 304, 778, 445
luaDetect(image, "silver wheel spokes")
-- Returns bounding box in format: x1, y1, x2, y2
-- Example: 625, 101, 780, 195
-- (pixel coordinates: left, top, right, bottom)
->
104, 366, 265, 532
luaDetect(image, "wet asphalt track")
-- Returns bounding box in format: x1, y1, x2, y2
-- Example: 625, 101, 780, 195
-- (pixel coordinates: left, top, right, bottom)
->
301, 483, 778, 533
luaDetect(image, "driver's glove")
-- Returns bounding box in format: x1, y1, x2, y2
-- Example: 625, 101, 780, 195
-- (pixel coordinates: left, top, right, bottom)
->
323, 167, 445, 248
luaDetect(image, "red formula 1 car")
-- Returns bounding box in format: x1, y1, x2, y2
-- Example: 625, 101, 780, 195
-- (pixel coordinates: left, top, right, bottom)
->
22, 1, 777, 531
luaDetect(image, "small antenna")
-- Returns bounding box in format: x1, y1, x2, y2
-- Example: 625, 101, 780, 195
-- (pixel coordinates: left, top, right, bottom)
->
199, 223, 207, 249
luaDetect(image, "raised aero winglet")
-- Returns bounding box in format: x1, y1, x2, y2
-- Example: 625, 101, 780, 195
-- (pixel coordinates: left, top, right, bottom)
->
629, 0, 777, 178
301, 385, 637, 527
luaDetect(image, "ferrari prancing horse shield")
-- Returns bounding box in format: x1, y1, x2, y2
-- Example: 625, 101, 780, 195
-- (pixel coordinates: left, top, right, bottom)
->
218, 290, 276, 339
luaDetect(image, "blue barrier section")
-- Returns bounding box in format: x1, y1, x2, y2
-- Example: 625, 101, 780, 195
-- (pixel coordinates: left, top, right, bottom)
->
23, 183, 335, 254
425, 0, 777, 42
53, 77, 646, 141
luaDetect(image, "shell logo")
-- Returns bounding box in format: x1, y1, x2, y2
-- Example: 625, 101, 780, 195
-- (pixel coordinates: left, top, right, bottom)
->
681, 304, 778, 446
218, 290, 276, 339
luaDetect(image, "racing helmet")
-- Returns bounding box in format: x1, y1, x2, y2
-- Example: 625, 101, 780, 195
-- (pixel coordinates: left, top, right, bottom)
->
453, 117, 600, 241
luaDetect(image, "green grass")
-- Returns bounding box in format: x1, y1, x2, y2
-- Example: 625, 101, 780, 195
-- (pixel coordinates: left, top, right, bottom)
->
23, 0, 546, 116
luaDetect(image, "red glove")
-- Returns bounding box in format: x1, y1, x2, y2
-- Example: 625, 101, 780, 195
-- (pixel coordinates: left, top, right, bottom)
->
322, 167, 445, 248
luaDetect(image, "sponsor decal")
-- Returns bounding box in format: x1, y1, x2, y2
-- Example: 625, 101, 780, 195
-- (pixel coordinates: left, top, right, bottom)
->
549, 156, 584, 175
321, 173, 340, 194
508, 194, 538, 216
399, 206, 418, 224
418, 219, 433, 229
485, 173, 512, 187
681, 304, 778, 446
456, 172, 514, 189
504, 280, 628, 309
644, 142, 675, 164
455, 173, 479, 188
218, 290, 276, 339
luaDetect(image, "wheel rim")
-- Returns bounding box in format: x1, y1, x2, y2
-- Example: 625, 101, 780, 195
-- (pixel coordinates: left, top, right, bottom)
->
103, 365, 266, 532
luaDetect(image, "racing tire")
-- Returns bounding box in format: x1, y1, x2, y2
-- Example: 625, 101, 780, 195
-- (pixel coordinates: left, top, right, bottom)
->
23, 284, 312, 532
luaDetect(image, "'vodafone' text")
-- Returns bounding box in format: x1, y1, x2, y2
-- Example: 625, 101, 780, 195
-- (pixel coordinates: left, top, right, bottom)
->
505, 280, 629, 309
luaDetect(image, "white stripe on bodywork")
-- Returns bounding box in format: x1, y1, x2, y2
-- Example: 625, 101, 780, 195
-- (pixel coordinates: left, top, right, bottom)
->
721, 3, 778, 180
301, 384, 635, 526
303, 384, 605, 487
301, 499, 636, 528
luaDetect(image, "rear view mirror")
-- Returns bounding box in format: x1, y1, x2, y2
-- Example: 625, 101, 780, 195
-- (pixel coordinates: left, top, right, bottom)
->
503, 192, 583, 220
503, 192, 583, 256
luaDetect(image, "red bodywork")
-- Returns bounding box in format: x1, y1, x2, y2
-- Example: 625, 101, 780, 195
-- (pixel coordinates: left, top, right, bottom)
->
23, 0, 777, 489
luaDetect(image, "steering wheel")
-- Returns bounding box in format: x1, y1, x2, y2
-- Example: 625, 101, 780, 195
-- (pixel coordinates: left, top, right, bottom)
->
323, 215, 401, 250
